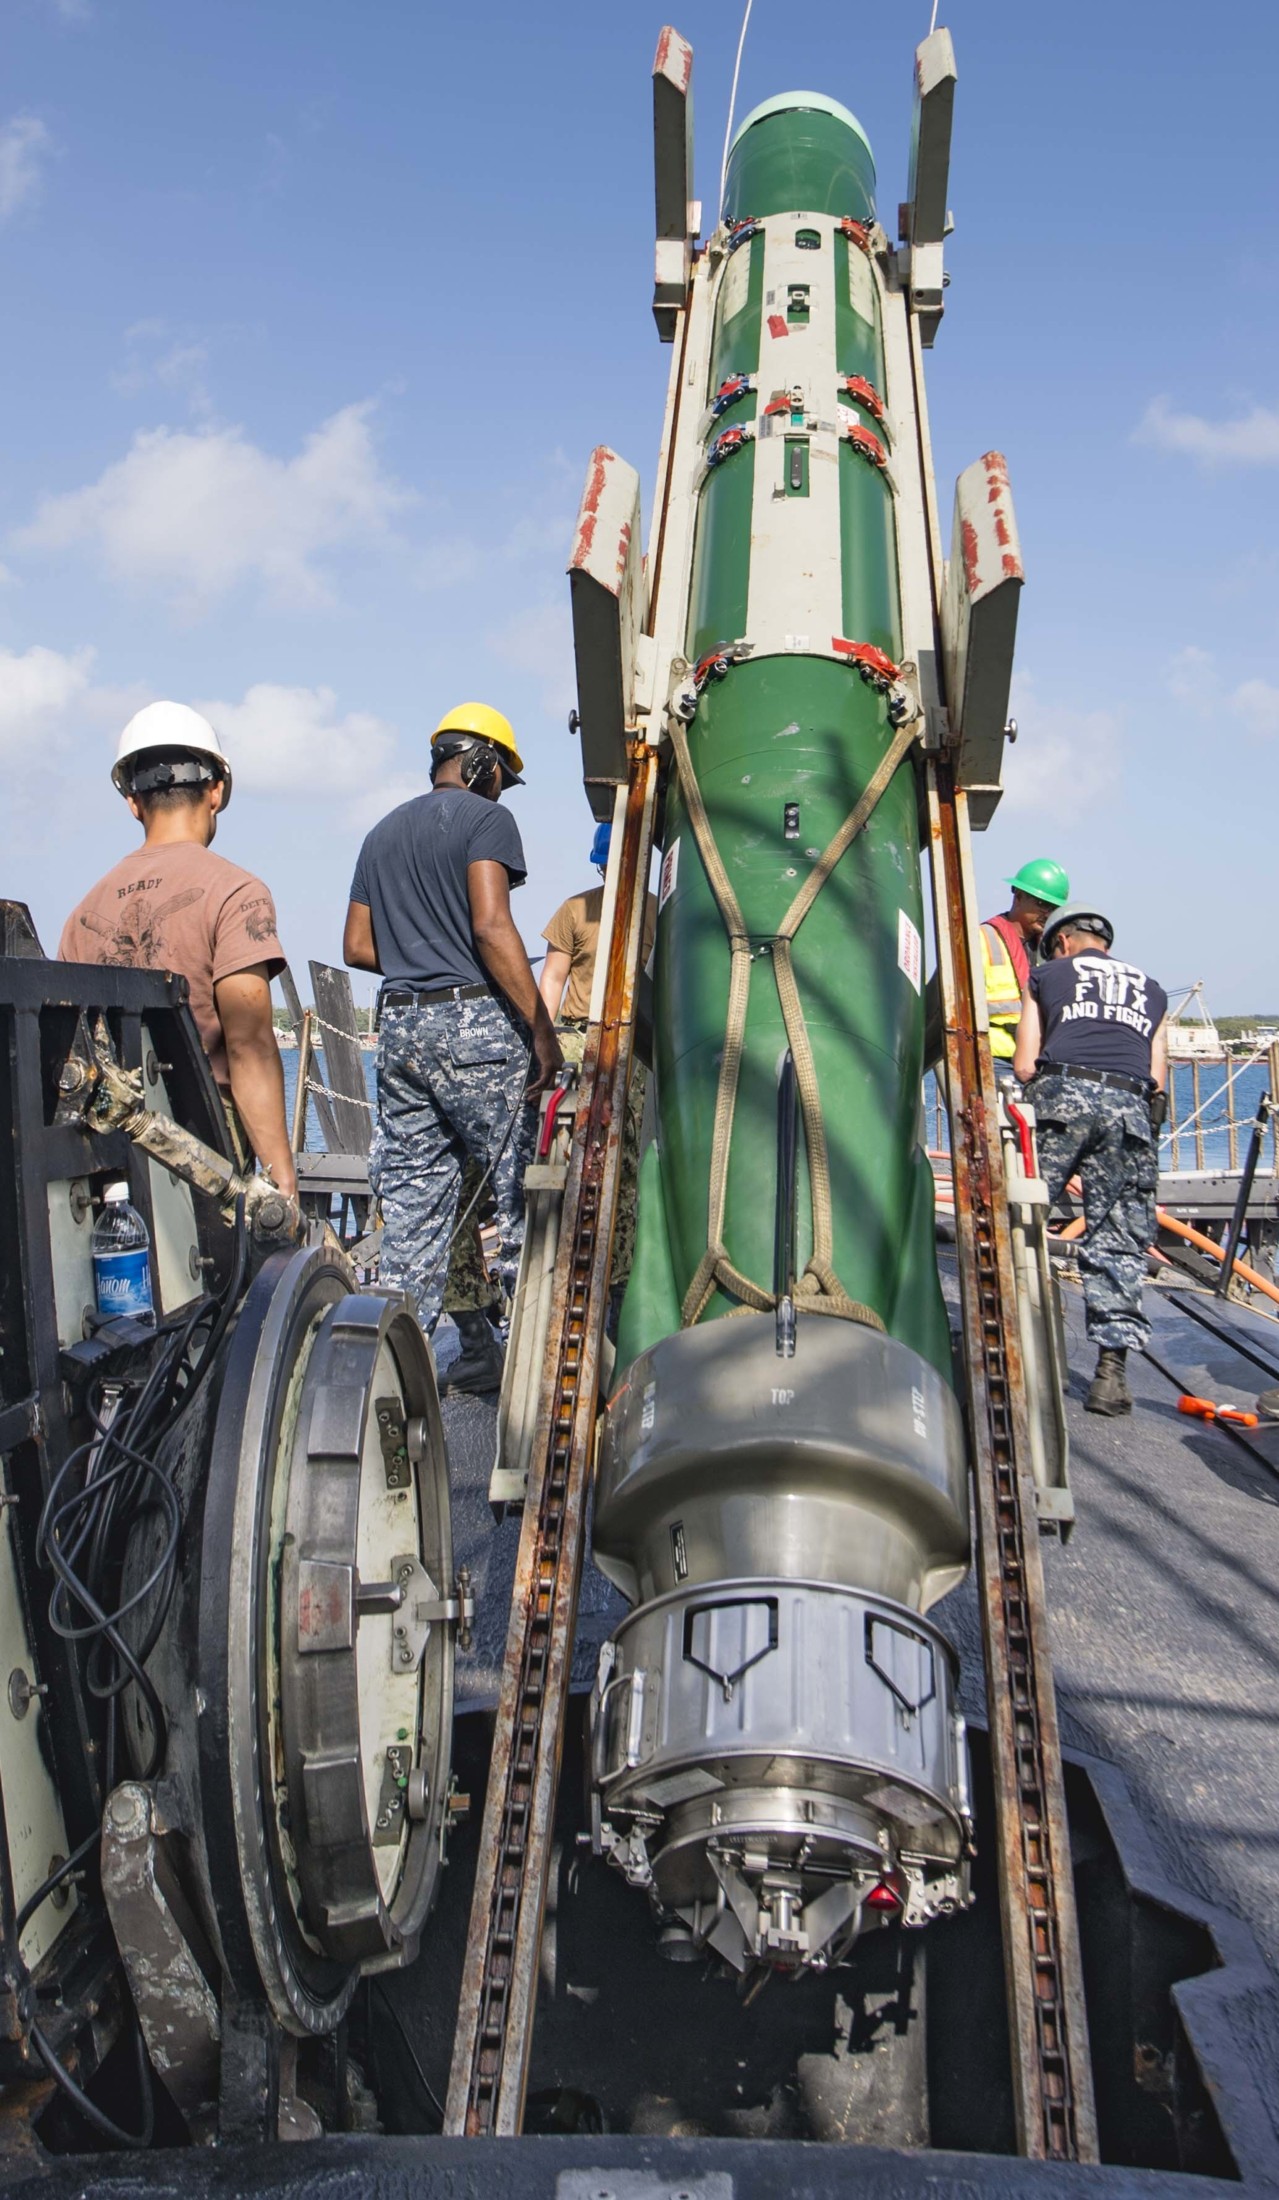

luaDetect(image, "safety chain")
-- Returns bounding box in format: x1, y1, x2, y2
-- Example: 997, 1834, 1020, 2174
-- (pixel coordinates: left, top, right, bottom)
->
304, 1072, 374, 1114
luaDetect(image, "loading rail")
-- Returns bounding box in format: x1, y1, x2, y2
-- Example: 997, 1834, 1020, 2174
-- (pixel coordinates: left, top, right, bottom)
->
444, 746, 660, 2136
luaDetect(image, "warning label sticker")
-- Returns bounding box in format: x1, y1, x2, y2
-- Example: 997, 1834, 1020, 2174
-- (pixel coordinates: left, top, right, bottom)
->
659, 837, 680, 912
897, 909, 922, 994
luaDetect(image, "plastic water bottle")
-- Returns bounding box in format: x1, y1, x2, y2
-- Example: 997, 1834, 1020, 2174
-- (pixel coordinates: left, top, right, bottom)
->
91, 1182, 155, 1326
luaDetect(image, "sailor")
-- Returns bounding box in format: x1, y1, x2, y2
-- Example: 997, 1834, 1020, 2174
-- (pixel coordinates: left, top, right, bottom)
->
980, 857, 1070, 1067
344, 702, 561, 1345
59, 702, 295, 1197
537, 821, 657, 1305
1013, 905, 1168, 1418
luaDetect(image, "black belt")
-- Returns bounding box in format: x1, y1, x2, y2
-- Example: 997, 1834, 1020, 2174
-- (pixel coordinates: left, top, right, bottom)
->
380, 982, 493, 1007
1033, 1062, 1152, 1099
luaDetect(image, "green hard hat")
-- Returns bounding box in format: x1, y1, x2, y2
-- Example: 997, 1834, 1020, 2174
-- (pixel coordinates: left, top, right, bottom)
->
1005, 858, 1070, 907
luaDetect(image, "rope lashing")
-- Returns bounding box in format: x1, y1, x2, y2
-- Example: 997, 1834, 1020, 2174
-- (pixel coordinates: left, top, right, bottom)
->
667, 694, 922, 1334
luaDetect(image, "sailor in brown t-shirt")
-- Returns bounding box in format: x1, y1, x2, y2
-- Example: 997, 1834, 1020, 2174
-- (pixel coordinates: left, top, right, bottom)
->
59, 701, 295, 1197
538, 822, 657, 1300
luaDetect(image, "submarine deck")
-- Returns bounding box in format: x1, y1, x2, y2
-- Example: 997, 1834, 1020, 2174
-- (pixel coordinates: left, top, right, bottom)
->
430, 1259, 1279, 2165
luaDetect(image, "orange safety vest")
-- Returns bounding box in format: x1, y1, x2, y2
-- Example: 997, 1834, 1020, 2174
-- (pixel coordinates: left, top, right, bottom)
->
980, 917, 1028, 1059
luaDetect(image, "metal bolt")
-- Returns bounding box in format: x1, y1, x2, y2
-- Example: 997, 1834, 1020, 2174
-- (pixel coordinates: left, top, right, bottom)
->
107, 1786, 148, 1836
397, 1565, 413, 1585
8, 1669, 45, 1720
398, 1648, 413, 1665
48, 1856, 70, 1910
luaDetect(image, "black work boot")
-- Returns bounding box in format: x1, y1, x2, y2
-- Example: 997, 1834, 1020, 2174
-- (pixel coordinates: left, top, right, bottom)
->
1086, 1347, 1132, 1417
440, 1309, 504, 1396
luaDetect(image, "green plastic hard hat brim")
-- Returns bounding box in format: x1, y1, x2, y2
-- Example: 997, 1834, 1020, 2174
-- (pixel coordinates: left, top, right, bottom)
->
1005, 858, 1070, 907
727, 93, 875, 174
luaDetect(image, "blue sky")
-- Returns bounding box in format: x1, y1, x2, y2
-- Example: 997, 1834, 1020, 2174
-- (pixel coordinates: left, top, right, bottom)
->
2, 0, 1276, 1010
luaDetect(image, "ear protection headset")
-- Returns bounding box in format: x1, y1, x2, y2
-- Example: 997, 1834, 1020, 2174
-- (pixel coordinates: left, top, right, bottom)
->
460, 739, 502, 790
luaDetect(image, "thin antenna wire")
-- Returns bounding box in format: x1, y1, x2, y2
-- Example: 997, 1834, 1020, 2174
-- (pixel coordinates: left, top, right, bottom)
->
719, 0, 755, 217
928, 1, 940, 31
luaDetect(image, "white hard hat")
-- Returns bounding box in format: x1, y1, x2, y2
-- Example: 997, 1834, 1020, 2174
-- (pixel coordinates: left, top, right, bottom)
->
112, 701, 233, 808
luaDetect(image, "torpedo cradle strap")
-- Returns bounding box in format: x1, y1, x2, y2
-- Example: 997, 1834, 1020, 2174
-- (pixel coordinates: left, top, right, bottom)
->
668, 701, 921, 1331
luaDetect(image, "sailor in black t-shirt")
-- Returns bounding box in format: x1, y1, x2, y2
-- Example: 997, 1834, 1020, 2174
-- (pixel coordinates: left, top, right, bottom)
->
1012, 906, 1168, 1418
343, 704, 562, 1364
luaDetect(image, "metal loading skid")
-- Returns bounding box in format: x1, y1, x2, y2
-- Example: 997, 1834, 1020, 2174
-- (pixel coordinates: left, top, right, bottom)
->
587, 89, 975, 1972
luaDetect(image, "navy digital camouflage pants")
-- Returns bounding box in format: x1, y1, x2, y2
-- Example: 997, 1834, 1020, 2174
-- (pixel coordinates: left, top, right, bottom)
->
1028, 1069, 1157, 1351
370, 995, 537, 1336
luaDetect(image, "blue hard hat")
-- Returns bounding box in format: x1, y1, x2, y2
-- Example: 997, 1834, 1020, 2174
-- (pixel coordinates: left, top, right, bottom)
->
590, 822, 611, 868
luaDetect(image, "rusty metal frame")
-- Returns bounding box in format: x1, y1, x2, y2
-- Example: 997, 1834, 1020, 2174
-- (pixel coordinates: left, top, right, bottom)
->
904, 295, 1097, 2159
445, 738, 661, 2137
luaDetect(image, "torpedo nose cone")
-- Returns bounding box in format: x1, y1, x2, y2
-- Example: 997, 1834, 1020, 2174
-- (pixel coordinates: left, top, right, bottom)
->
723, 91, 877, 221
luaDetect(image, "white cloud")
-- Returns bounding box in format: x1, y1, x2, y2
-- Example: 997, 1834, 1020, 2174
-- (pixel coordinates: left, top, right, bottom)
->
1135, 395, 1279, 467
488, 598, 576, 722
0, 642, 147, 778
193, 682, 398, 795
1165, 646, 1279, 738
0, 643, 93, 754
1231, 678, 1279, 740
415, 536, 481, 590
997, 673, 1120, 822
1166, 644, 1215, 705
114, 323, 213, 416
0, 116, 54, 223
14, 401, 415, 613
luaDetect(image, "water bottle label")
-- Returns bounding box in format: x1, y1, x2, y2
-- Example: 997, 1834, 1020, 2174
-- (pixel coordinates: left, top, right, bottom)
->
94, 1248, 153, 1319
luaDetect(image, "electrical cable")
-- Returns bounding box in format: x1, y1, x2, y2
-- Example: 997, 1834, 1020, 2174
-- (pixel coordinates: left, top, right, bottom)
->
370, 1981, 446, 2129
21, 1201, 249, 2150
31, 2016, 154, 2152
718, 0, 755, 216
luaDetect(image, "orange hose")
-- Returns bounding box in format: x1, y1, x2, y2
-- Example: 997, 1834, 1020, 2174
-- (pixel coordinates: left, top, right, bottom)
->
1155, 1207, 1279, 1309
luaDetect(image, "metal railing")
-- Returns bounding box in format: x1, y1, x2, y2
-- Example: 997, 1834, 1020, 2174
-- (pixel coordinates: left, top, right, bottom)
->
925, 1039, 1279, 1180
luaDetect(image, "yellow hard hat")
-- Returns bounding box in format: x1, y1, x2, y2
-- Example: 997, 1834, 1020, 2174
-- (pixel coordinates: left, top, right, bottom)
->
431, 701, 524, 780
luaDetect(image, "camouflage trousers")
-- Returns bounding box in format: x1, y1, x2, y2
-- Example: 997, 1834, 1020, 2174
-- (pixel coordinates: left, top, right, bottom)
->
555, 1022, 646, 1287
440, 1158, 498, 1315
370, 996, 537, 1336
1029, 1069, 1157, 1351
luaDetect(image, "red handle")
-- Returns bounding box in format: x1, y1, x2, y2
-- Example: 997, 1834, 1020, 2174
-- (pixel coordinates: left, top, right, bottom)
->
1005, 1101, 1036, 1179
